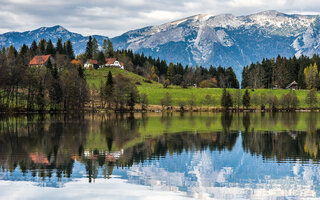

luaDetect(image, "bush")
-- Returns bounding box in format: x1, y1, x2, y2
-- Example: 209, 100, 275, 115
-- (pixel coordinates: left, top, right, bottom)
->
199, 80, 217, 88
160, 92, 172, 110
135, 81, 141, 85
163, 79, 170, 88
179, 101, 186, 111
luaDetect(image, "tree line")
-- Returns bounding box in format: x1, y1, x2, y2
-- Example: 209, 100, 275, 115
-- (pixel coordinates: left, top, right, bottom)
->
242, 54, 320, 89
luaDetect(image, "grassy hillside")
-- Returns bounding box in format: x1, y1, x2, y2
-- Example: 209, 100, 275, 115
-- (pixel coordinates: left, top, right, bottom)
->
85, 68, 313, 108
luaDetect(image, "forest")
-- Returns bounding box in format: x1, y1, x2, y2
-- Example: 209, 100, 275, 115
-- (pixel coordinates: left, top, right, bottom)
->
241, 54, 320, 89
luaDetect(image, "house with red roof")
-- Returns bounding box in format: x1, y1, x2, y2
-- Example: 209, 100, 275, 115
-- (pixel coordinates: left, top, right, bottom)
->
29, 55, 55, 68
84, 59, 99, 69
105, 58, 124, 70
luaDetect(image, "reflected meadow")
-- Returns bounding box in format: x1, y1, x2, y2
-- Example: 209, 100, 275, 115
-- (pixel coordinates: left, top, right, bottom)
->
1, 113, 320, 199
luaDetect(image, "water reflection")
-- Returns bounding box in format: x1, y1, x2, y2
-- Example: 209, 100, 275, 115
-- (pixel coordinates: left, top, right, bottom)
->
1, 113, 320, 198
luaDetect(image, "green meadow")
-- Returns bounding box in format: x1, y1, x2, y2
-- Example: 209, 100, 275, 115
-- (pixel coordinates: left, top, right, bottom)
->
85, 68, 314, 108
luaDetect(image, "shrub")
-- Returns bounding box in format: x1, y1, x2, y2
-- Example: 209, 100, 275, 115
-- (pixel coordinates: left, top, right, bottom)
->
199, 80, 217, 88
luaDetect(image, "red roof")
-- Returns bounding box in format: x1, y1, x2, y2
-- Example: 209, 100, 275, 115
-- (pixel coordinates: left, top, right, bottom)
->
29, 153, 49, 165
120, 62, 124, 66
29, 55, 51, 65
87, 59, 98, 65
106, 58, 117, 65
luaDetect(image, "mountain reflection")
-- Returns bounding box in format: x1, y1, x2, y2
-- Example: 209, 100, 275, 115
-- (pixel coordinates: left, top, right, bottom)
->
0, 113, 320, 185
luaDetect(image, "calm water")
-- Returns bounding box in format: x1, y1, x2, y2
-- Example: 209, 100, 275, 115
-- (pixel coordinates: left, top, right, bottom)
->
1, 113, 320, 199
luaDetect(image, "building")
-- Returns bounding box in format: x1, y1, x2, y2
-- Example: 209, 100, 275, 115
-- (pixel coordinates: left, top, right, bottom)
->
105, 58, 124, 69
84, 59, 99, 69
29, 55, 54, 67
286, 81, 298, 90
71, 59, 82, 66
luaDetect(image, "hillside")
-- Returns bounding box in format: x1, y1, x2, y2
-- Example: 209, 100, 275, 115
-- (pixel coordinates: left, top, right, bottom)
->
85, 68, 311, 108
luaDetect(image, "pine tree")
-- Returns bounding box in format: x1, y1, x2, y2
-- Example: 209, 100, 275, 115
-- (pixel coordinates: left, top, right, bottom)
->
46, 39, 56, 55
102, 39, 108, 55
92, 37, 98, 59
85, 36, 93, 59
105, 71, 114, 107
242, 89, 251, 109
97, 51, 105, 66
38, 39, 47, 55
56, 38, 64, 54
64, 40, 75, 59
221, 88, 233, 109
30, 40, 38, 57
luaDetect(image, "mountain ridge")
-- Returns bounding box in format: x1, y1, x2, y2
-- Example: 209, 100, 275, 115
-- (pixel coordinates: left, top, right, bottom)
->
1, 10, 320, 78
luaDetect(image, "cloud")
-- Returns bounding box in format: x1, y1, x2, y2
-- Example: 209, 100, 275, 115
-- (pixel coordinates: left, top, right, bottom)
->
1, 0, 320, 37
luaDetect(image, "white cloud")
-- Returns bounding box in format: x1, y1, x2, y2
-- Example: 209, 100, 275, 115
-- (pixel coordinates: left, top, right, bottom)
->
0, 0, 320, 37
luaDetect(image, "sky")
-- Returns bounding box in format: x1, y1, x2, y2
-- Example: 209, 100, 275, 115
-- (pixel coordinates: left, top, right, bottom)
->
1, 0, 320, 37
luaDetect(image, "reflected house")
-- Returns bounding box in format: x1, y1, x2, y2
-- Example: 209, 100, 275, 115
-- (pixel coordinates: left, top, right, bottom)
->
106, 150, 124, 162
83, 149, 124, 162
29, 55, 55, 67
286, 81, 298, 90
105, 58, 124, 70
29, 153, 50, 165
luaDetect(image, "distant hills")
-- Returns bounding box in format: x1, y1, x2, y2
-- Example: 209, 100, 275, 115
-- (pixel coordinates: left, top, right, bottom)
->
2, 10, 320, 78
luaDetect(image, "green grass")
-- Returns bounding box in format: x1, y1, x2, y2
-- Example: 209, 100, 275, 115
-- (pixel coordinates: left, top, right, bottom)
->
85, 68, 314, 108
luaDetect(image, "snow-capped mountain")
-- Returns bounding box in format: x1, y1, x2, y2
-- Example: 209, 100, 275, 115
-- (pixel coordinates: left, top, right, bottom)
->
112, 10, 320, 77
1, 10, 320, 78
0, 25, 108, 55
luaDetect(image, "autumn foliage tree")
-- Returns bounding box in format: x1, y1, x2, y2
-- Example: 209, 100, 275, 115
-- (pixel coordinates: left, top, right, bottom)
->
304, 63, 319, 89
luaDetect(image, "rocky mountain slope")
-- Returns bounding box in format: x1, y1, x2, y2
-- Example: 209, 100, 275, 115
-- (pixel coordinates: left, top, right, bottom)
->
112, 10, 320, 77
0, 25, 108, 55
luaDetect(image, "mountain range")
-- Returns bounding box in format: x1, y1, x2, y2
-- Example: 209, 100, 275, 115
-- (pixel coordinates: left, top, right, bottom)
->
1, 10, 320, 78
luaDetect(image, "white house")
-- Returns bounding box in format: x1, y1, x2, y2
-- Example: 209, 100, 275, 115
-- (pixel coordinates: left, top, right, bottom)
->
84, 59, 99, 69
105, 58, 124, 70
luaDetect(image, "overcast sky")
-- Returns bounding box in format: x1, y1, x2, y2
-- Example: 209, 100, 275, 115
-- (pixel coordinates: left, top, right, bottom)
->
1, 0, 320, 37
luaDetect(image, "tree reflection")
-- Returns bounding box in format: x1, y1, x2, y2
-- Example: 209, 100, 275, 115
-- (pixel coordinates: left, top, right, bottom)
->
1, 113, 320, 184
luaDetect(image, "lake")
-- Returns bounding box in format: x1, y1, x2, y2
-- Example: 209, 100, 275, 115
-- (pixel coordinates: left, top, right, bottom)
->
1, 112, 320, 199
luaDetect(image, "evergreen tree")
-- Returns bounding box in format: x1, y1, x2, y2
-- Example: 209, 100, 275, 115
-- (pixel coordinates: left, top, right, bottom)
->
102, 39, 108, 54
56, 38, 64, 54
38, 39, 47, 55
85, 36, 93, 59
221, 88, 233, 109
46, 39, 56, 55
97, 51, 105, 66
30, 40, 38, 57
64, 40, 75, 59
242, 89, 251, 109
92, 37, 99, 59
104, 71, 114, 107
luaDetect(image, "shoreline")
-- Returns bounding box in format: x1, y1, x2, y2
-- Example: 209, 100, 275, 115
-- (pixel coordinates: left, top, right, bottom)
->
0, 105, 319, 114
